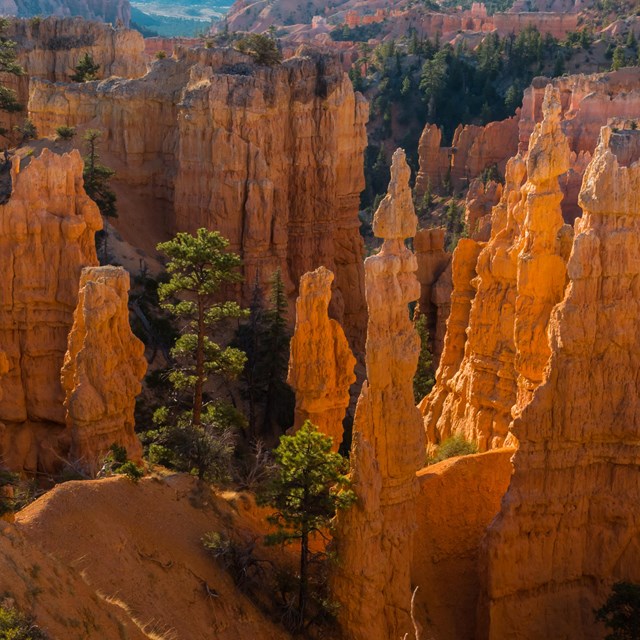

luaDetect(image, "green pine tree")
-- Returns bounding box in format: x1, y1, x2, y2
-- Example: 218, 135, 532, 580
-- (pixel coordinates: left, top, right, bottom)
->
70, 52, 100, 82
259, 421, 355, 631
0, 18, 24, 114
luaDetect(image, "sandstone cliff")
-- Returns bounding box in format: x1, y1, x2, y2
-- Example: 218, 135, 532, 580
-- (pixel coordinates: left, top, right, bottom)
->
0, 17, 145, 141
0, 149, 101, 473
287, 266, 356, 450
29, 46, 368, 349
479, 125, 640, 639
332, 149, 425, 640
422, 86, 570, 451
61, 266, 145, 470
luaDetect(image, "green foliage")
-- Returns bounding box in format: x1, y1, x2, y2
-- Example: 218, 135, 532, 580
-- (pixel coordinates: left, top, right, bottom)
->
100, 444, 144, 482
70, 52, 100, 82
13, 119, 36, 142
235, 33, 282, 66
444, 199, 467, 251
259, 421, 355, 629
611, 45, 627, 71
0, 467, 17, 516
0, 604, 47, 640
152, 229, 247, 481
428, 436, 478, 464
595, 582, 640, 640
0, 18, 23, 114
55, 125, 76, 141
83, 129, 117, 219
413, 311, 435, 403
154, 49, 167, 59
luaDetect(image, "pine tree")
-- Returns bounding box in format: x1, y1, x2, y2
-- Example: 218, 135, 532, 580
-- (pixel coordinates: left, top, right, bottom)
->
0, 18, 23, 114
153, 229, 247, 481
70, 52, 100, 82
413, 309, 435, 403
259, 421, 355, 631
611, 45, 626, 71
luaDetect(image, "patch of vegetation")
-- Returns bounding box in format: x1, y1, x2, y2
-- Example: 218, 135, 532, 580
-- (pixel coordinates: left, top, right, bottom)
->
427, 436, 478, 464
99, 444, 144, 482
234, 33, 282, 66
595, 582, 640, 640
0, 602, 47, 639
413, 310, 435, 403
54, 125, 76, 141
70, 52, 100, 82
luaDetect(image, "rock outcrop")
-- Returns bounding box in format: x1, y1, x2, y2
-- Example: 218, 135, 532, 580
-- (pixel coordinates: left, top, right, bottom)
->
61, 266, 145, 469
422, 86, 570, 451
332, 149, 425, 640
29, 46, 368, 350
0, 18, 145, 140
287, 266, 356, 450
479, 125, 640, 639
0, 0, 131, 26
0, 149, 101, 472
465, 178, 502, 240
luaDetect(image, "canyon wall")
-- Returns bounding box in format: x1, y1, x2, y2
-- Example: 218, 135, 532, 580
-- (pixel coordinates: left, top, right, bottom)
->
0, 149, 101, 472
29, 46, 368, 350
479, 125, 640, 639
0, 0, 131, 26
422, 86, 570, 451
332, 149, 425, 640
61, 266, 145, 469
0, 18, 145, 141
287, 266, 356, 450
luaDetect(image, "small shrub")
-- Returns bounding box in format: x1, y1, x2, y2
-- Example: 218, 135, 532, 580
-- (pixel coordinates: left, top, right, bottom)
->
595, 582, 640, 640
0, 602, 47, 639
14, 119, 36, 142
154, 50, 167, 60
55, 125, 76, 140
235, 33, 282, 66
202, 531, 262, 592
99, 444, 144, 482
427, 436, 478, 464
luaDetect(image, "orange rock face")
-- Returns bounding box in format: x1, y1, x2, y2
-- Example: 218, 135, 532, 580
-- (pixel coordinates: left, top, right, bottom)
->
287, 266, 356, 450
0, 149, 101, 472
61, 266, 145, 470
479, 126, 640, 640
29, 47, 368, 350
332, 149, 425, 640
413, 449, 514, 640
422, 86, 570, 451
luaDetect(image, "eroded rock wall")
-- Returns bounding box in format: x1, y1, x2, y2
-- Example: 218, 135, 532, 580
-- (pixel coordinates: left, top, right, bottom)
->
287, 266, 356, 450
29, 47, 368, 349
479, 125, 640, 640
332, 149, 425, 640
61, 266, 145, 469
0, 149, 101, 472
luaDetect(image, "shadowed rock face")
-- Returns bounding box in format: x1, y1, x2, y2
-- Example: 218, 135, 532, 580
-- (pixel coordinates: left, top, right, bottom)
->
0, 149, 101, 472
287, 266, 356, 451
332, 149, 425, 640
29, 46, 368, 351
422, 86, 571, 452
61, 266, 145, 471
479, 125, 640, 640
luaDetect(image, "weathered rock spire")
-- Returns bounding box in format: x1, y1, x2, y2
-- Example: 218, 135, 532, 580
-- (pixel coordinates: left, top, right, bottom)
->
332, 149, 425, 640
287, 266, 356, 450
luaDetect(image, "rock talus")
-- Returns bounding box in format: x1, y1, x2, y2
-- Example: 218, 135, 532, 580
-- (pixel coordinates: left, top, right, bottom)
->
287, 266, 356, 450
61, 266, 145, 469
479, 126, 640, 639
332, 149, 425, 640
422, 85, 570, 451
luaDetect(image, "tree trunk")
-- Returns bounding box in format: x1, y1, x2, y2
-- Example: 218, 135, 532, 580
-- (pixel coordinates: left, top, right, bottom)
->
193, 294, 205, 428
298, 524, 309, 631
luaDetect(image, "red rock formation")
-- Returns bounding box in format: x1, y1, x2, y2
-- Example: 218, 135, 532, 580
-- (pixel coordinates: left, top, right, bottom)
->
413, 449, 513, 640
493, 11, 579, 38
479, 125, 640, 640
29, 47, 368, 350
0, 17, 145, 140
0, 149, 101, 472
287, 266, 356, 450
61, 266, 145, 470
422, 86, 570, 450
332, 149, 425, 640
416, 116, 519, 195
465, 178, 502, 240
415, 227, 451, 362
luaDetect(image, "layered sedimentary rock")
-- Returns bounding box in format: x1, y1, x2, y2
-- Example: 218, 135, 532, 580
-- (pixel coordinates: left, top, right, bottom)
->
415, 228, 451, 363
465, 178, 502, 240
332, 149, 425, 640
29, 46, 368, 348
0, 18, 145, 139
61, 266, 145, 468
0, 0, 130, 26
287, 266, 356, 450
422, 86, 570, 450
0, 149, 101, 471
479, 126, 640, 640
415, 116, 519, 195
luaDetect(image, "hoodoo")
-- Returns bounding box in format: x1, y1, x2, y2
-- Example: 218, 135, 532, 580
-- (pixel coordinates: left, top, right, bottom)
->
332, 149, 425, 640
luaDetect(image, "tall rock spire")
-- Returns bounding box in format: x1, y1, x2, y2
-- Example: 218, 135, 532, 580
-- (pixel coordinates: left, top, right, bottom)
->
332, 149, 425, 640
